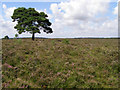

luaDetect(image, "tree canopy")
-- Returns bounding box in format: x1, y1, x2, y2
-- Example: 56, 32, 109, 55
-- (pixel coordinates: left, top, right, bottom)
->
11, 7, 53, 40
4, 36, 9, 39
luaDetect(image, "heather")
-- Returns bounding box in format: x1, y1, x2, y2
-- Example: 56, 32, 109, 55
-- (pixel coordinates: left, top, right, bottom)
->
2, 38, 119, 88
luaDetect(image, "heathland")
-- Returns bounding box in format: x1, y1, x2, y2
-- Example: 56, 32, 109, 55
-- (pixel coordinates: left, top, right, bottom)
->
2, 38, 119, 88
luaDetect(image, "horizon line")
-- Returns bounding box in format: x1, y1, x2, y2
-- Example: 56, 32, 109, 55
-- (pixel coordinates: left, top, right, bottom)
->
1, 37, 120, 39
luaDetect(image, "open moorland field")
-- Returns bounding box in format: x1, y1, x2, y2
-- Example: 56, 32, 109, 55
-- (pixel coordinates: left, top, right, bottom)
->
2, 38, 119, 88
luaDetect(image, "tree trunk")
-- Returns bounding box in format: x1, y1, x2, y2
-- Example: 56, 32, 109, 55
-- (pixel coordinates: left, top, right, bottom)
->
32, 32, 35, 41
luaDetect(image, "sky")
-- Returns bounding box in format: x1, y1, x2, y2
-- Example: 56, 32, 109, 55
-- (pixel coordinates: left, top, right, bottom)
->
0, 0, 119, 38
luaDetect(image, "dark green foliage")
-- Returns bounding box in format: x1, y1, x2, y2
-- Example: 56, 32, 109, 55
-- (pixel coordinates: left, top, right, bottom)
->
4, 36, 9, 39
15, 34, 18, 38
11, 7, 53, 40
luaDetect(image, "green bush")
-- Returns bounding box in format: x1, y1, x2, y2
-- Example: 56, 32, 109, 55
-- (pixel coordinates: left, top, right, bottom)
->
15, 34, 19, 38
4, 35, 9, 39
62, 39, 69, 44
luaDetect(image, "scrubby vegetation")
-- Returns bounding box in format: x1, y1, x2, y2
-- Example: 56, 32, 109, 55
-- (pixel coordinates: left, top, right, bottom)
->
2, 38, 119, 88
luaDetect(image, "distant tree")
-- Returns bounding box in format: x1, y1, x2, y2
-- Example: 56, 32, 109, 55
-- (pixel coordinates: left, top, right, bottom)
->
4, 36, 9, 39
15, 34, 18, 38
11, 7, 53, 40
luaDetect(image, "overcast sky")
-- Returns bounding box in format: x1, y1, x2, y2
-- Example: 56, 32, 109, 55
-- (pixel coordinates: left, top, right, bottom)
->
0, 0, 119, 38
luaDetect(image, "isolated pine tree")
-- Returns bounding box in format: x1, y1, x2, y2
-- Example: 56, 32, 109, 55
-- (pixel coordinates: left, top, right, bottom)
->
11, 7, 53, 40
